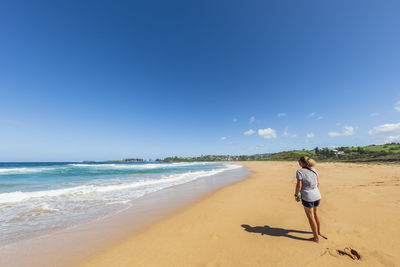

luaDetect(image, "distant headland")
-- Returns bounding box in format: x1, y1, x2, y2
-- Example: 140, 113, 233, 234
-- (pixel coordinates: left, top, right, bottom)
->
83, 143, 400, 163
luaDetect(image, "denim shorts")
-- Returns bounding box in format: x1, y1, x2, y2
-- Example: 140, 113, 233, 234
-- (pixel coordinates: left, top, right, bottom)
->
302, 199, 320, 208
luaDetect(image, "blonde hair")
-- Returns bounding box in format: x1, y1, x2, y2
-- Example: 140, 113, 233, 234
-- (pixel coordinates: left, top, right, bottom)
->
299, 156, 316, 168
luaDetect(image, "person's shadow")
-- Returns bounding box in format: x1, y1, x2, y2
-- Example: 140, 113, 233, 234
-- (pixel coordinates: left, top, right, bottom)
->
241, 224, 311, 241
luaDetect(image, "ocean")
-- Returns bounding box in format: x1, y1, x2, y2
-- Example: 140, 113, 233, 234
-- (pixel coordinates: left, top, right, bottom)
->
0, 161, 242, 246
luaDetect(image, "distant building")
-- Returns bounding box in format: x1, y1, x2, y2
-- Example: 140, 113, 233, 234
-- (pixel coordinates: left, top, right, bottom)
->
332, 149, 345, 156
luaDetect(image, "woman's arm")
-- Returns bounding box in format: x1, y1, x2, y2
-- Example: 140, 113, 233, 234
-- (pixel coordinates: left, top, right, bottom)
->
317, 175, 320, 187
294, 179, 302, 201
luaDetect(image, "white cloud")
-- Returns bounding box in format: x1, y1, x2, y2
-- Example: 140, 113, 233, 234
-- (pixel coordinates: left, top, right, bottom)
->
277, 113, 286, 117
307, 112, 322, 120
249, 116, 255, 123
220, 137, 227, 141
282, 126, 297, 137
328, 126, 355, 137
258, 128, 277, 139
244, 129, 255, 136
341, 126, 355, 136
233, 118, 238, 122
395, 101, 400, 111
328, 132, 340, 137
368, 122, 400, 135
370, 113, 379, 116
256, 144, 265, 149
307, 133, 314, 138
283, 126, 289, 136
342, 126, 355, 136
383, 135, 400, 143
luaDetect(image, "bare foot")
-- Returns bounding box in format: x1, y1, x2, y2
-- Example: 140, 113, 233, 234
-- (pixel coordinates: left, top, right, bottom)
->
309, 237, 320, 243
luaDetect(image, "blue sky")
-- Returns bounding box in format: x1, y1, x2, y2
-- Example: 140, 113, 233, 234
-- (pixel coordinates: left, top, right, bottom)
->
1, 0, 400, 161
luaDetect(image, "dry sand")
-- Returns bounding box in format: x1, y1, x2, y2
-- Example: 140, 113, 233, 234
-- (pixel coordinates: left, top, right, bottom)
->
80, 161, 400, 267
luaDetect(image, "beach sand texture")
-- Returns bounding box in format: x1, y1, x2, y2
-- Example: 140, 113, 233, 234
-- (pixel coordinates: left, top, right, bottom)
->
80, 161, 400, 267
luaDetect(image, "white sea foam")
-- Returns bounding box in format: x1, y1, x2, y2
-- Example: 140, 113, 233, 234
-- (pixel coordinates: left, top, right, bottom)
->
69, 162, 211, 169
0, 167, 57, 175
0, 162, 210, 175
0, 164, 241, 205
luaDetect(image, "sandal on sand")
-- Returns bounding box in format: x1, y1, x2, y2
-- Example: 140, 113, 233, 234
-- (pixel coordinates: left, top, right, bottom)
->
319, 234, 328, 240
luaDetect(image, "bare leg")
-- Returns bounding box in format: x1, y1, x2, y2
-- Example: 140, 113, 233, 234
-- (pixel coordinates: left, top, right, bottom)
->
303, 206, 319, 243
313, 207, 327, 239
313, 206, 321, 235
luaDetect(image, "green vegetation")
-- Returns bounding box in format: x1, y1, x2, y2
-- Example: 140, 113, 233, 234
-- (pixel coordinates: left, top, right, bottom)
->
164, 143, 400, 163
164, 153, 272, 162
84, 143, 400, 163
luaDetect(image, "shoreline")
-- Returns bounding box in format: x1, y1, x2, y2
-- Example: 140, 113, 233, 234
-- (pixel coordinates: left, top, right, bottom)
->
0, 164, 250, 267
80, 161, 400, 267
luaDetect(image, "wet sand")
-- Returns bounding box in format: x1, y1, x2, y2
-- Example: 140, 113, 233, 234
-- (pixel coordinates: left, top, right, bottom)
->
80, 161, 400, 267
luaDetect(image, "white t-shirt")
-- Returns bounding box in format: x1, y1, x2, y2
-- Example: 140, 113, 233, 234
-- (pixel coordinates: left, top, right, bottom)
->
296, 167, 321, 202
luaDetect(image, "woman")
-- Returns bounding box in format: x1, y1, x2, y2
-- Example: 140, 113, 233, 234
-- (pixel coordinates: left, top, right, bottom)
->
294, 156, 325, 243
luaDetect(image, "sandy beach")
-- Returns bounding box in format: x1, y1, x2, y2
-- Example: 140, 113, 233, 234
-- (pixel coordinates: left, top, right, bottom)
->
79, 161, 400, 267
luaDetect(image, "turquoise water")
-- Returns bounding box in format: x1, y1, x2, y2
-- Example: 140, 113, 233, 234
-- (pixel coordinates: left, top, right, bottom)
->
0, 162, 241, 246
